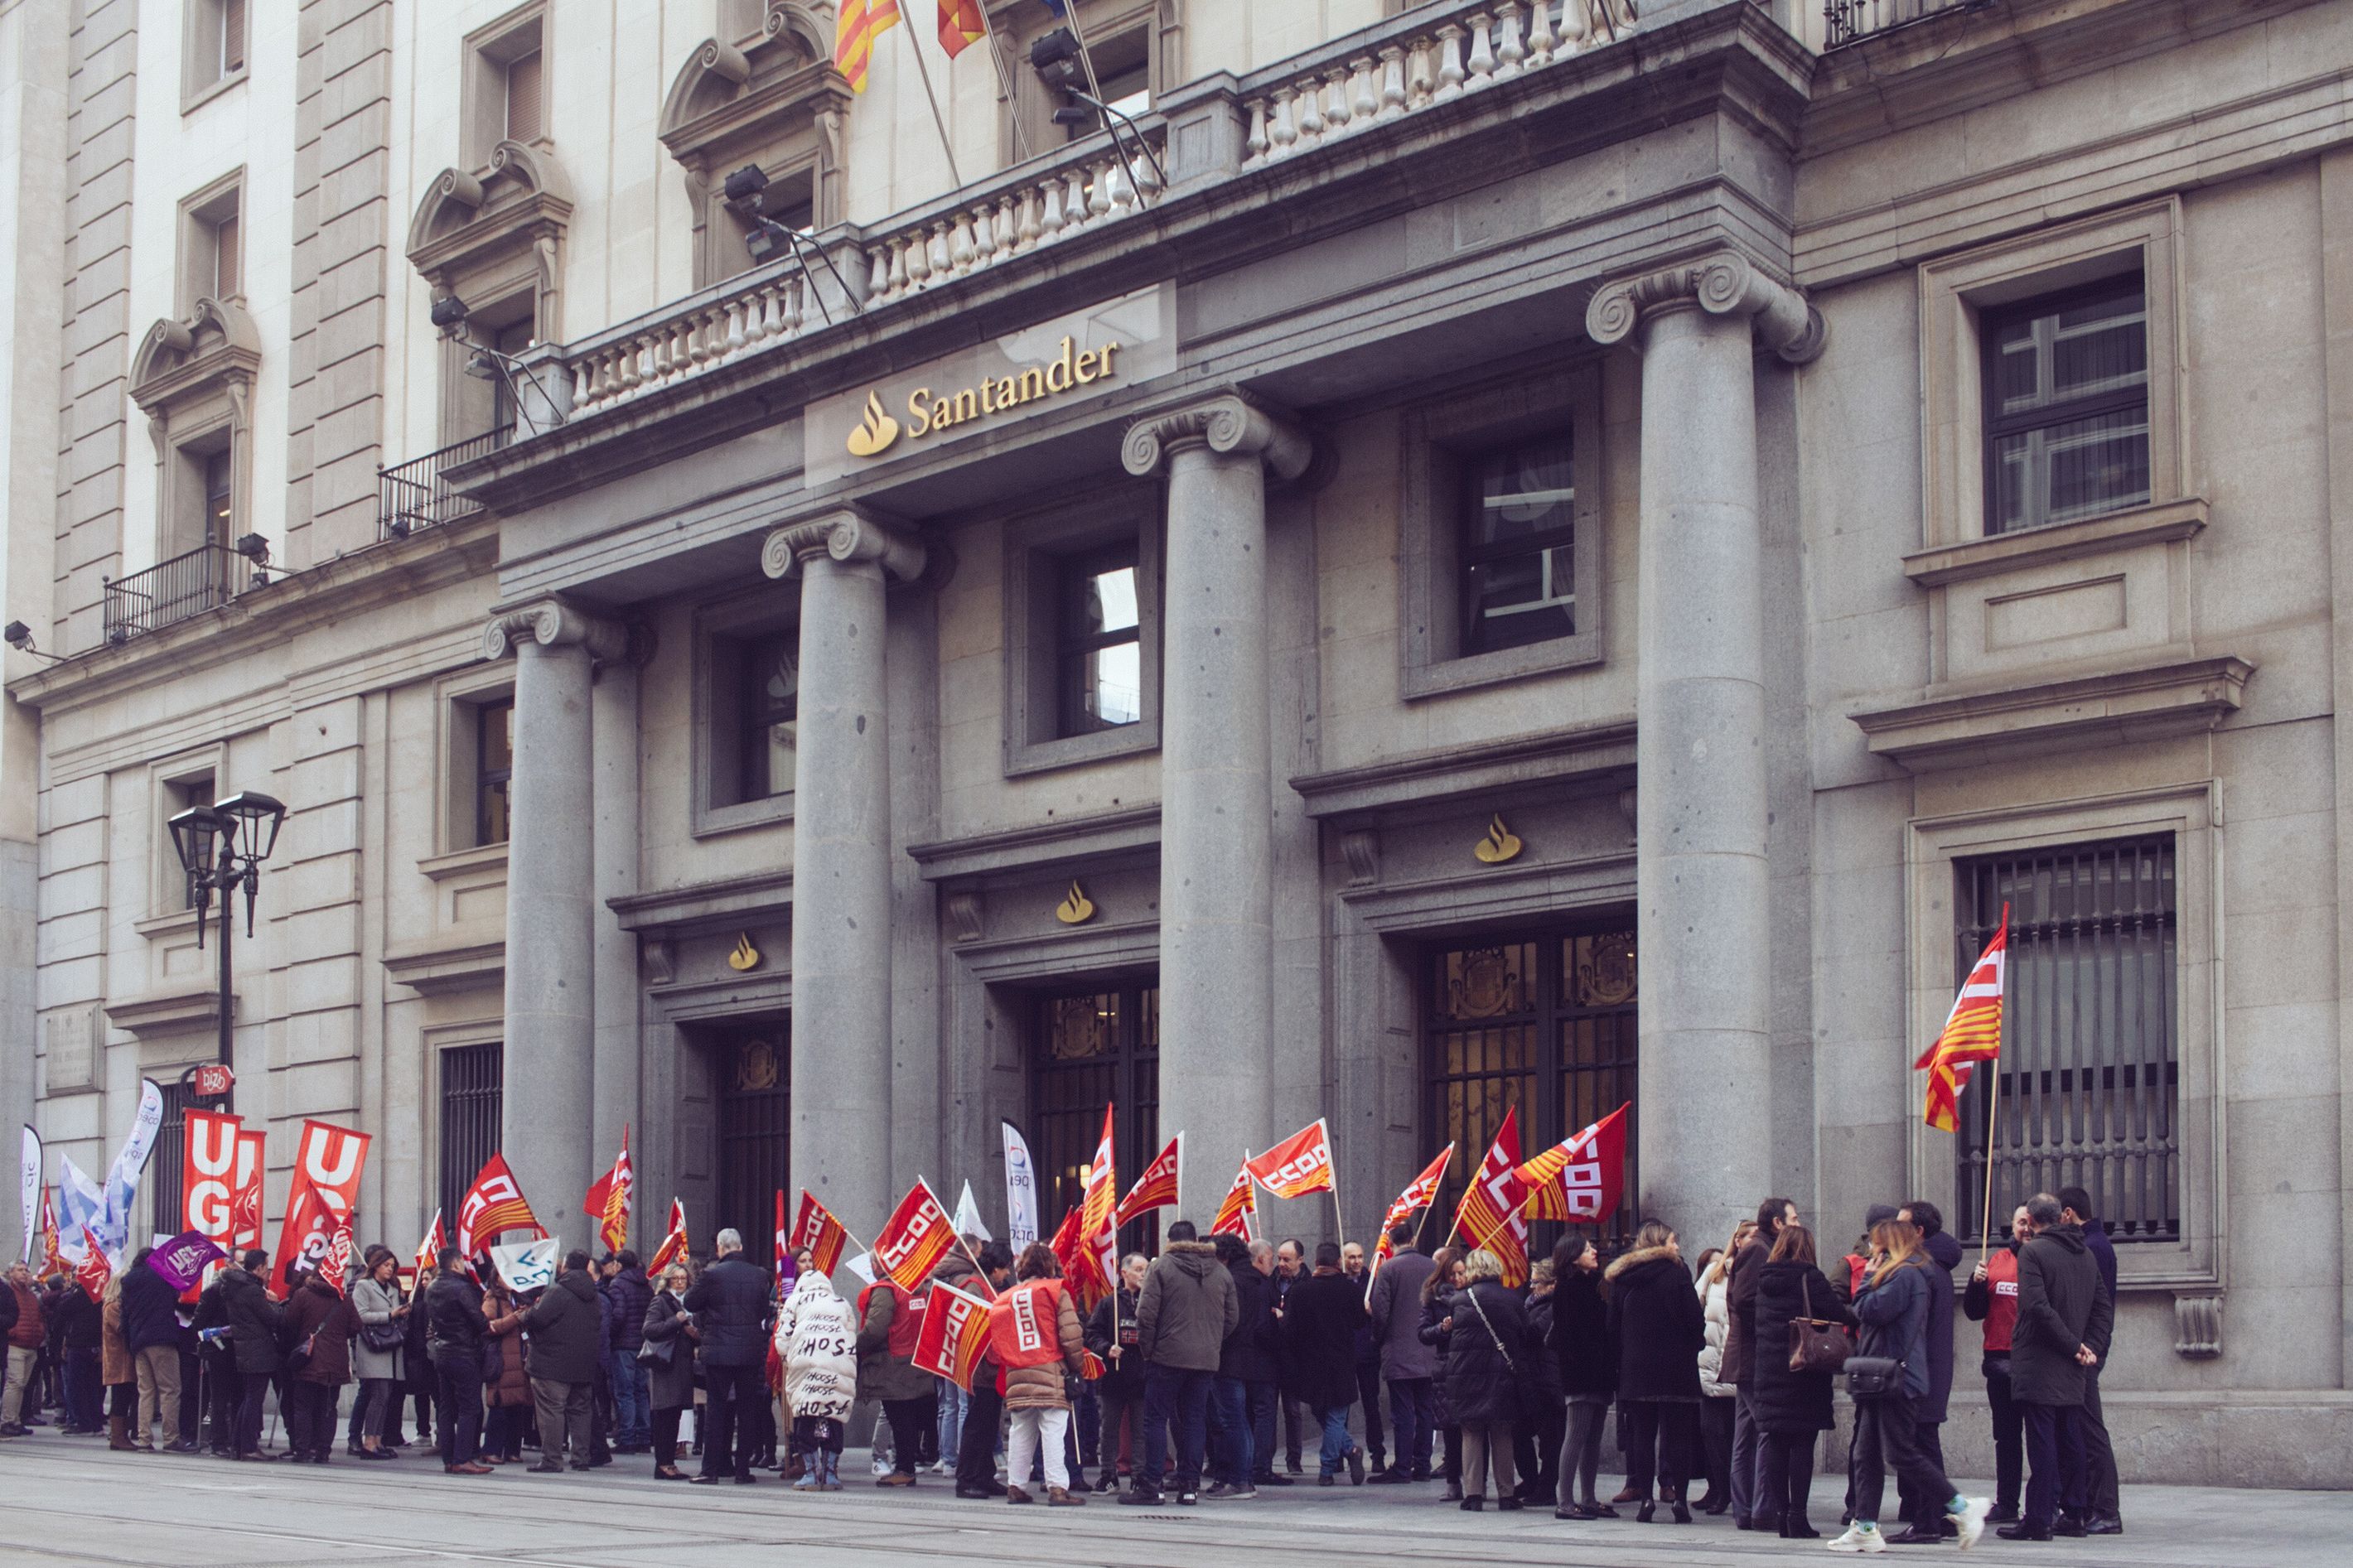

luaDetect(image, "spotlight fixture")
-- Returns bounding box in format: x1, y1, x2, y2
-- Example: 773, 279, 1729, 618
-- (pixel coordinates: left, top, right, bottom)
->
429, 294, 471, 335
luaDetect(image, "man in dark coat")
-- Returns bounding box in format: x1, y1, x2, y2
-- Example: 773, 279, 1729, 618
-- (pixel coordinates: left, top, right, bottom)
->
1998, 1194, 2115, 1542
1891, 1201, 1964, 1541
119, 1248, 190, 1452
218, 1249, 283, 1460
605, 1249, 654, 1453
1365, 1223, 1438, 1483
683, 1227, 773, 1485
2058, 1187, 2122, 1534
1205, 1234, 1277, 1498
506, 1250, 602, 1472
55, 1271, 104, 1436
1085, 1256, 1148, 1491
1123, 1220, 1237, 1506
424, 1247, 492, 1474
1340, 1242, 1387, 1475
1724, 1196, 1796, 1528
951, 1243, 1016, 1498
1280, 1242, 1368, 1484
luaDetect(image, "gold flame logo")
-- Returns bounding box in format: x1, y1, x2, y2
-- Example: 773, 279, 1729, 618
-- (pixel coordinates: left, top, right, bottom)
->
727, 932, 762, 971
1054, 880, 1097, 925
1473, 814, 1524, 866
844, 389, 901, 457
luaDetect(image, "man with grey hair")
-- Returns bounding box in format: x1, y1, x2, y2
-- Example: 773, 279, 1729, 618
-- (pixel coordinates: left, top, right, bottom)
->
685, 1226, 773, 1486
1998, 1194, 2113, 1542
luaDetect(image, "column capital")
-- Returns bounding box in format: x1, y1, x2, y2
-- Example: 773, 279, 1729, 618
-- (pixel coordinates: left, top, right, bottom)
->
1586, 250, 1826, 365
761, 507, 927, 583
1121, 391, 1312, 481
482, 598, 630, 662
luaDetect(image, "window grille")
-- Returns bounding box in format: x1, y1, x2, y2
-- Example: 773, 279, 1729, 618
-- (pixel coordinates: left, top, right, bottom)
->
716, 1026, 790, 1251
439, 1042, 505, 1233
151, 1081, 196, 1239
1032, 982, 1160, 1254
1956, 837, 2179, 1243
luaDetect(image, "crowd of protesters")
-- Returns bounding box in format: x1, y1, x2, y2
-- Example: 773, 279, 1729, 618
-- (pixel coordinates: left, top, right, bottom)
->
0, 1184, 2125, 1549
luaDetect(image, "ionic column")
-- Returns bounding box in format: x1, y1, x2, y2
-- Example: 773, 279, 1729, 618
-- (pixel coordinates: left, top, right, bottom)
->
486, 600, 630, 1246
762, 510, 926, 1246
1586, 253, 1824, 1247
1123, 393, 1312, 1220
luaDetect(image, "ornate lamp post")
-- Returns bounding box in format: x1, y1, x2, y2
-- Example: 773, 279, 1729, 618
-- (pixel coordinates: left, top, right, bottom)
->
167, 790, 287, 1083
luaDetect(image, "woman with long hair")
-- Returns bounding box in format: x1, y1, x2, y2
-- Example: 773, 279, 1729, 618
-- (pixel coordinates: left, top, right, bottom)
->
1416, 1246, 1467, 1499
1831, 1218, 1990, 1553
1444, 1249, 1539, 1511
1605, 1219, 1706, 1522
1548, 1233, 1616, 1518
1747, 1224, 1853, 1537
350, 1252, 406, 1459
642, 1262, 697, 1480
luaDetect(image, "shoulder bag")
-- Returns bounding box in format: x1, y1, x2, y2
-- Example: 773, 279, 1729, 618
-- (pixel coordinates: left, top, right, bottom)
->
360, 1318, 405, 1353
1843, 1262, 1909, 1399
1787, 1275, 1852, 1375
1463, 1284, 1550, 1426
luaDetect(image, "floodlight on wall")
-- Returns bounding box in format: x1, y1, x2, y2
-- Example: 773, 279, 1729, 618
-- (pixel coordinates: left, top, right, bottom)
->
2, 620, 65, 661
430, 293, 471, 335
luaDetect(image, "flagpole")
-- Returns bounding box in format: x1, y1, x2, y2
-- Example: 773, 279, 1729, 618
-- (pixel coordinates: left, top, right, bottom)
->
1976, 904, 2011, 1261
896, 17, 964, 189
1319, 1120, 1346, 1246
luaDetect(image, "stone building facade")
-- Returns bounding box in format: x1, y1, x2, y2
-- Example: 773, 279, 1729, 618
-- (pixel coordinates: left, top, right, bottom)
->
4, 0, 2351, 1485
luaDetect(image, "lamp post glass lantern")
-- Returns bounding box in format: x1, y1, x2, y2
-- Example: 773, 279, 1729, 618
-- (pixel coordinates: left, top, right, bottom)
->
167, 790, 287, 1073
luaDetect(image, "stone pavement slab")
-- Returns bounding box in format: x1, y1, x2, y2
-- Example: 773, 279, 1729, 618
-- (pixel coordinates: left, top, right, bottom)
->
0, 1427, 2342, 1568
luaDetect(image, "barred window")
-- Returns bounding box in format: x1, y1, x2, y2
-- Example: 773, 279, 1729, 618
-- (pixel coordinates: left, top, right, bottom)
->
1032, 982, 1160, 1255
151, 1080, 196, 1240
1957, 837, 2179, 1244
439, 1042, 504, 1231
716, 1024, 790, 1251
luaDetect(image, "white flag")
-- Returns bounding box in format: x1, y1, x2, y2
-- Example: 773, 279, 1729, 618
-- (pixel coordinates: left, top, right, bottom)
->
490, 1237, 560, 1293
843, 1250, 877, 1286
98, 1078, 166, 1258
951, 1180, 992, 1243
17, 1126, 39, 1266
1000, 1121, 1039, 1250
56, 1155, 107, 1262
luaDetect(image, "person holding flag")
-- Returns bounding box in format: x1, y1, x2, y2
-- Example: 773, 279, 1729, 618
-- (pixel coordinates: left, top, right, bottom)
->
219, 1247, 284, 1463
989, 1241, 1092, 1507
857, 1261, 937, 1488
282, 1252, 359, 1464
606, 1245, 655, 1455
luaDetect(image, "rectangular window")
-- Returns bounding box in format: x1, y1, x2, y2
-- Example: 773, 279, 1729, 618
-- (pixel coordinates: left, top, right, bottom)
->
187, 0, 247, 99
163, 770, 218, 911
736, 634, 799, 802
1460, 432, 1577, 655
1056, 545, 1143, 736
210, 208, 240, 300
475, 698, 514, 847
1955, 837, 2179, 1244
1982, 276, 2151, 534
205, 450, 234, 544
715, 1025, 790, 1248
439, 1041, 504, 1229
504, 49, 544, 142
151, 1081, 196, 1238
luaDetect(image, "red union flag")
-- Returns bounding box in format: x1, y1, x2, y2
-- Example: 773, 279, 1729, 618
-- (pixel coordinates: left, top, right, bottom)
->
1371, 1144, 1454, 1276
273, 1119, 370, 1298
1520, 1104, 1630, 1225
73, 1226, 112, 1302
1245, 1120, 1334, 1201
37, 1184, 66, 1278
455, 1153, 541, 1261
1453, 1107, 1529, 1286
1210, 1160, 1258, 1242
230, 1131, 266, 1251
582, 1126, 633, 1254
791, 1190, 850, 1276
1077, 1107, 1119, 1300
646, 1199, 690, 1279
913, 1278, 993, 1389
1115, 1134, 1181, 1225
181, 1109, 244, 1247
1918, 905, 2008, 1134
315, 1205, 356, 1295
873, 1180, 955, 1292
413, 1209, 447, 1282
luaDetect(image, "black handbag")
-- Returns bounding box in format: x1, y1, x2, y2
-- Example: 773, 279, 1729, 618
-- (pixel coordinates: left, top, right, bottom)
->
1843, 1355, 1904, 1400
360, 1319, 405, 1353
1788, 1276, 1852, 1375
636, 1334, 676, 1368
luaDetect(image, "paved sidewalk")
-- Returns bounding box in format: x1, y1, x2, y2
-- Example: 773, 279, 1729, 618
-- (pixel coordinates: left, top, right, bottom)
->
0, 1424, 2341, 1568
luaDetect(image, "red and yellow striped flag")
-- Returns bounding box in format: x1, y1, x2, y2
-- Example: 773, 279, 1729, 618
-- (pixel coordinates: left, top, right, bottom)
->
1916, 905, 2008, 1132
937, 0, 985, 57
834, 0, 901, 93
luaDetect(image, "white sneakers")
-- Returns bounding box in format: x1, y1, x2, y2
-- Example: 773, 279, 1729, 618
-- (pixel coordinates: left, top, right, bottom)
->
1827, 1523, 1887, 1554
1953, 1496, 1993, 1551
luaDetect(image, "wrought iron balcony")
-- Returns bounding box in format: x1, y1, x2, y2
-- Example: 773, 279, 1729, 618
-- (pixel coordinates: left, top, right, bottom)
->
376, 424, 513, 539
1823, 0, 1986, 48
101, 544, 242, 644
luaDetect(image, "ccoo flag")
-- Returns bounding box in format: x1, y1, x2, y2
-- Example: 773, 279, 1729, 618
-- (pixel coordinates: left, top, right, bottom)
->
791, 1190, 851, 1276
1210, 1159, 1259, 1243
1452, 1107, 1529, 1286
1370, 1144, 1453, 1276
1519, 1103, 1630, 1225
913, 1278, 994, 1389
647, 1199, 691, 1279
1245, 1120, 1335, 1201
1115, 1134, 1181, 1225
582, 1127, 633, 1254
873, 1180, 956, 1292
1916, 905, 2008, 1133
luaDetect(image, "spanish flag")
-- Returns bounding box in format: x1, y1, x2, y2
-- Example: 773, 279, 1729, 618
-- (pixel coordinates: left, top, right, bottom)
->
1917, 905, 2008, 1133
834, 0, 901, 93
937, 0, 986, 57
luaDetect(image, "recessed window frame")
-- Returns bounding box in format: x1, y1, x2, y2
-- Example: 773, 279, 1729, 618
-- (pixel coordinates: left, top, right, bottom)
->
462, 4, 549, 170
178, 171, 245, 317
1002, 480, 1164, 778
1053, 540, 1146, 737
151, 750, 226, 921
182, 0, 249, 111
1977, 273, 2152, 537
693, 586, 801, 839
999, 0, 1167, 166
436, 667, 519, 857
1399, 360, 1605, 699
1918, 197, 2190, 555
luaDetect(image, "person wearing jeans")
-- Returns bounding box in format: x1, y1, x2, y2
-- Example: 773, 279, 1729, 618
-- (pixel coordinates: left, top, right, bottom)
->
1282, 1242, 1370, 1487
1365, 1224, 1438, 1484
1208, 1234, 1276, 1498
1122, 1222, 1236, 1506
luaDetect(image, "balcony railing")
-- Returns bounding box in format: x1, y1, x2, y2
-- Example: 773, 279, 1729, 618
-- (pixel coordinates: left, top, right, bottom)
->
377, 424, 514, 539
1823, 0, 1982, 48
102, 544, 240, 644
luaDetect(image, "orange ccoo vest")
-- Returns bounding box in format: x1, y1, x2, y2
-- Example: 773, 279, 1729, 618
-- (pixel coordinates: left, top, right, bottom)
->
987, 1278, 1067, 1371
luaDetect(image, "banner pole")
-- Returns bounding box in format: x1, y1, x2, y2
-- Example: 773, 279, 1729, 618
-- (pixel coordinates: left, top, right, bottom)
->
1320, 1120, 1345, 1246
1979, 1032, 2006, 1259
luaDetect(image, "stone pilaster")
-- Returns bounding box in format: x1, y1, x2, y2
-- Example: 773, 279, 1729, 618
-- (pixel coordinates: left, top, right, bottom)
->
485, 599, 627, 1246
1123, 393, 1311, 1220
1586, 252, 1821, 1249
763, 510, 925, 1253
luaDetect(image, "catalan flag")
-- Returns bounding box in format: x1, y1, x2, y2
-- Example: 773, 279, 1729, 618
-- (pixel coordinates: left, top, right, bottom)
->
937, 0, 985, 57
1916, 905, 2008, 1133
582, 1126, 633, 1254
834, 0, 901, 93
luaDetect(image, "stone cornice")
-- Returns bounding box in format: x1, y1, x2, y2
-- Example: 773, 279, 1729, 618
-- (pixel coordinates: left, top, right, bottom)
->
130, 297, 263, 416
906, 803, 1164, 885
481, 597, 631, 662
1852, 654, 2255, 770
1290, 718, 1639, 821
760, 509, 926, 581
1586, 248, 1825, 364
1120, 392, 1312, 480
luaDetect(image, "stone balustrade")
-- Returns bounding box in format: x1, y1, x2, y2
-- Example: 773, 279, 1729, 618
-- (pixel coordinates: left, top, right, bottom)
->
1240, 0, 1637, 169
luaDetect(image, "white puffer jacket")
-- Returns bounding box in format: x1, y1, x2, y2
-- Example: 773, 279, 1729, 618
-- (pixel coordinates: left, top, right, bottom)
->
1698, 1266, 1734, 1399
775, 1271, 858, 1421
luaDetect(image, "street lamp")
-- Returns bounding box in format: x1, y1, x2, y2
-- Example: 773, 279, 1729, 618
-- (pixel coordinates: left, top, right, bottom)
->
168, 790, 287, 1078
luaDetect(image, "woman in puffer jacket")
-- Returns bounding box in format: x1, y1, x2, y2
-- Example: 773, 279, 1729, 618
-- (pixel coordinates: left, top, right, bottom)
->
1693, 1222, 1751, 1513
990, 1242, 1090, 1507
776, 1266, 858, 1491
